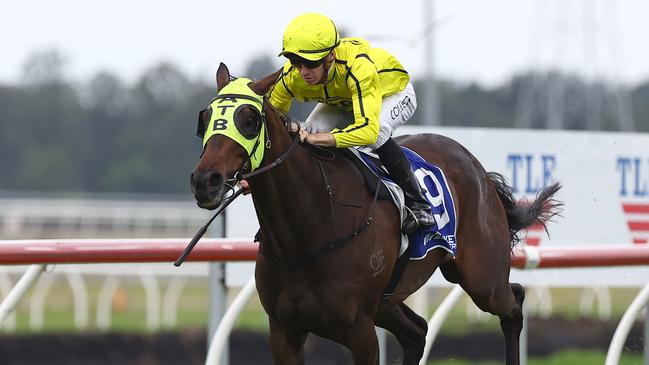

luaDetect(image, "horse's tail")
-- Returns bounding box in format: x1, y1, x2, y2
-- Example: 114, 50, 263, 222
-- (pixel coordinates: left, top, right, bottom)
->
487, 172, 563, 246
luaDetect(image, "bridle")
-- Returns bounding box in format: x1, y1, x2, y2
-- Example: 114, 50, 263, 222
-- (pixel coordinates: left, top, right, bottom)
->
222, 96, 301, 193
177, 96, 301, 267
187, 77, 377, 269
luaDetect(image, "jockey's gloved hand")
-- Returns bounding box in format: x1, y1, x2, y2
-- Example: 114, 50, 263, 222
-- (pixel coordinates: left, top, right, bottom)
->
238, 180, 252, 195
288, 121, 301, 133
298, 127, 309, 143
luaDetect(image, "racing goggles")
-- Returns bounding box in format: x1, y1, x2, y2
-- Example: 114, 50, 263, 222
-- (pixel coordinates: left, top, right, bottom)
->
286, 53, 327, 69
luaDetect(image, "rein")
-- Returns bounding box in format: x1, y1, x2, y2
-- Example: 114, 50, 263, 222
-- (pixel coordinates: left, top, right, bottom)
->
174, 187, 244, 267
238, 135, 299, 180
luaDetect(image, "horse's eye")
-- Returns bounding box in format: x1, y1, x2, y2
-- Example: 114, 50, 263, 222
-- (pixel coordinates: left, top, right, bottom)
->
233, 105, 261, 139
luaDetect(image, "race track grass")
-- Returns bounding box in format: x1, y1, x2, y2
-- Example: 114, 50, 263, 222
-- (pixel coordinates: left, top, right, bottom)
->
2, 279, 645, 364
3, 280, 642, 333
427, 349, 643, 365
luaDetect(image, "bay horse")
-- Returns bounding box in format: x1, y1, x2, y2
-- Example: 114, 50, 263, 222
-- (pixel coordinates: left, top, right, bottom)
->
190, 63, 561, 365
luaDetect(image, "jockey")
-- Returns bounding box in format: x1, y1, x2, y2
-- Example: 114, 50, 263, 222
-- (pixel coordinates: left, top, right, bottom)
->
268, 13, 435, 234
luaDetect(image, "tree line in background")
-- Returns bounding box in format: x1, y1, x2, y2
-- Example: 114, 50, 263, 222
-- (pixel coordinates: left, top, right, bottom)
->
1, 50, 647, 194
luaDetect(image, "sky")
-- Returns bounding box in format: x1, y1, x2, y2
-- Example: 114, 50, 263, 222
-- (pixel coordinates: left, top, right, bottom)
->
1, 0, 648, 87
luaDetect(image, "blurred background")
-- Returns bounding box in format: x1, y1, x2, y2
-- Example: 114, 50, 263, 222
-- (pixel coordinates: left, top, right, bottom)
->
0, 0, 648, 364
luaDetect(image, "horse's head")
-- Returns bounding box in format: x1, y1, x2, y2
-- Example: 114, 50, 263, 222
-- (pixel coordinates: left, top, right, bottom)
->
190, 63, 279, 209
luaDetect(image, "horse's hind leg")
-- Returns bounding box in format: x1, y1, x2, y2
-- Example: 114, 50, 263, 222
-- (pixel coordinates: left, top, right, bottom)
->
269, 317, 307, 365
375, 303, 427, 365
499, 283, 525, 365
464, 278, 525, 365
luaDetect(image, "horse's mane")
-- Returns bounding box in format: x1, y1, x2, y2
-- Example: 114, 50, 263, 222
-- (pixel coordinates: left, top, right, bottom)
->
264, 102, 301, 139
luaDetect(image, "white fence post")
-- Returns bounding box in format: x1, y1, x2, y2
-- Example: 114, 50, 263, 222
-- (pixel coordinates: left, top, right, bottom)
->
580, 286, 612, 320
139, 269, 161, 331
419, 285, 464, 365
96, 276, 121, 330
162, 276, 186, 328
29, 269, 56, 330
0, 264, 48, 325
205, 276, 256, 365
207, 207, 227, 365
0, 269, 16, 331
521, 293, 528, 365
376, 327, 387, 365
645, 305, 648, 365
65, 270, 89, 329
208, 262, 227, 365
605, 281, 649, 365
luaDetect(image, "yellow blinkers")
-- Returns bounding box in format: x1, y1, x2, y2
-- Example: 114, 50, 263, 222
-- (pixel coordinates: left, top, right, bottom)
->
200, 78, 266, 171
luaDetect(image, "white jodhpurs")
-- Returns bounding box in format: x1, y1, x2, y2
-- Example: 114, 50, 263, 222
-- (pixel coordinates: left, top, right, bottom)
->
303, 83, 417, 149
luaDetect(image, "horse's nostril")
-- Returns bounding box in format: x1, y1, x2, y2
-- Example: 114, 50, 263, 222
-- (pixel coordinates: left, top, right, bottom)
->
206, 171, 223, 188
190, 171, 223, 203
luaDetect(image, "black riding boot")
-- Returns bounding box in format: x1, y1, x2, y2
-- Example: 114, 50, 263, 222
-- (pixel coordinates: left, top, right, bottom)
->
375, 138, 435, 234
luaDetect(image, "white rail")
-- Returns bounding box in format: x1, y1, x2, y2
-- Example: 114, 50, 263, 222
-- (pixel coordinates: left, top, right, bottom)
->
205, 277, 257, 365
0, 239, 648, 365
419, 285, 464, 365
605, 281, 649, 365
0, 264, 48, 324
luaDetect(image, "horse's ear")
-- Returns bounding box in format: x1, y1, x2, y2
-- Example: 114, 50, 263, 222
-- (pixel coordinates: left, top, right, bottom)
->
216, 63, 231, 92
250, 68, 282, 96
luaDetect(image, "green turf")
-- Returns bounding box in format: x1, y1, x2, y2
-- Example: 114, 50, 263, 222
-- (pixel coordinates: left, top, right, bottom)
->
427, 349, 643, 365
3, 280, 642, 337
2, 282, 645, 364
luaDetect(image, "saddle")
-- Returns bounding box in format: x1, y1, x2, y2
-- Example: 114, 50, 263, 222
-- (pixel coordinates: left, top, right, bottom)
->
340, 148, 393, 201
342, 146, 459, 301
343, 146, 457, 255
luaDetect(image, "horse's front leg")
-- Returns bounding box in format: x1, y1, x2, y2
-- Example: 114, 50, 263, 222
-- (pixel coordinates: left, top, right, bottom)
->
269, 316, 307, 365
344, 315, 380, 365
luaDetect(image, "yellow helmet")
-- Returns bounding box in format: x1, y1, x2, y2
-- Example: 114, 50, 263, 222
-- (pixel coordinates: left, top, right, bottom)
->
279, 13, 340, 61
